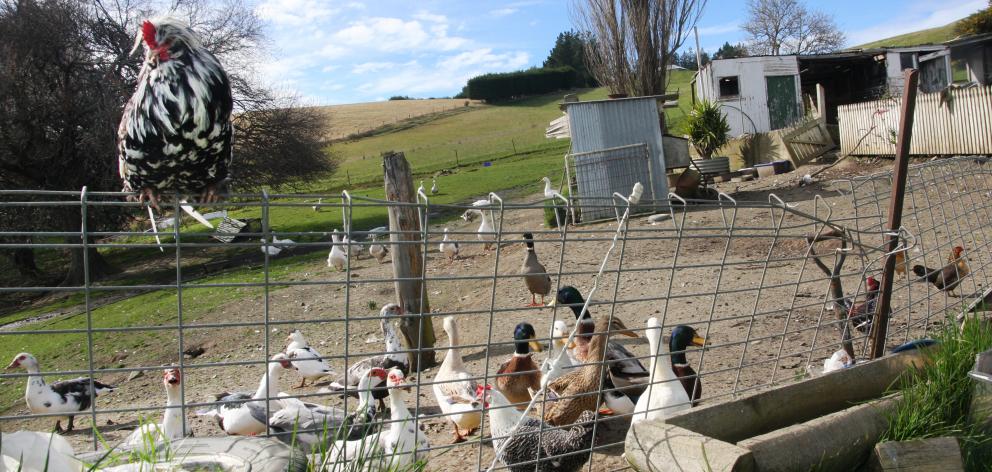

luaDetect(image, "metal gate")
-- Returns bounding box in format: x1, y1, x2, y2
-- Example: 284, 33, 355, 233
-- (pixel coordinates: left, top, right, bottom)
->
565, 143, 655, 223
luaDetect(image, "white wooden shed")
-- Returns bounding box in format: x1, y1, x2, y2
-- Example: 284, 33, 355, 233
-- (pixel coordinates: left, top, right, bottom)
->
695, 56, 802, 136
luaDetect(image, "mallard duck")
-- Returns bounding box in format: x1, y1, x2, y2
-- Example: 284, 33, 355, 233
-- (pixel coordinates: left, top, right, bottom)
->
327, 230, 347, 271
520, 233, 552, 307
480, 386, 595, 472
669, 325, 706, 405
548, 287, 648, 392
196, 353, 293, 436
440, 228, 459, 262
125, 368, 189, 446
495, 322, 543, 410
542, 318, 632, 426
6, 352, 116, 433
434, 316, 483, 443
285, 329, 335, 388
632, 318, 691, 424
324, 304, 408, 411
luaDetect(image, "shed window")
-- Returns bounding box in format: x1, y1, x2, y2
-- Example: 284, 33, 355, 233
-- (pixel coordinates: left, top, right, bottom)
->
899, 53, 916, 70
951, 57, 970, 84
718, 76, 740, 98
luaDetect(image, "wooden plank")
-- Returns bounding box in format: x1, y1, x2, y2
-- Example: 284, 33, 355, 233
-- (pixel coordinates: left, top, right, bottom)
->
869, 437, 963, 471
383, 151, 437, 371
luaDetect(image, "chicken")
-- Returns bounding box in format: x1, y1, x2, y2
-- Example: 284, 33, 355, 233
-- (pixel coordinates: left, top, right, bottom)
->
913, 246, 968, 295
843, 276, 880, 334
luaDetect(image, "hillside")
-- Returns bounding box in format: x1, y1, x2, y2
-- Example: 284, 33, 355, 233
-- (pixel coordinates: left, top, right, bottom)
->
855, 20, 961, 49
311, 98, 483, 141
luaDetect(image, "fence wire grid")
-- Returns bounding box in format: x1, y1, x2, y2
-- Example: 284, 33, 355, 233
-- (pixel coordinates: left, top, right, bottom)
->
0, 157, 988, 471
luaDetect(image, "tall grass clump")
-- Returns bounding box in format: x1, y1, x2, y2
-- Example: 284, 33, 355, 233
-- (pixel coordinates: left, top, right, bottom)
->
881, 317, 992, 470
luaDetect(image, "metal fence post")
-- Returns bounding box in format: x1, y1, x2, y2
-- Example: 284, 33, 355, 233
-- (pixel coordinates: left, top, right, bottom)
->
870, 69, 919, 360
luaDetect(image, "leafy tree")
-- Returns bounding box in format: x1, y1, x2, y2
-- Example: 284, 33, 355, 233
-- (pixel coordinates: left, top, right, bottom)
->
674, 49, 710, 69
742, 0, 844, 55
956, 1, 992, 36
713, 41, 748, 59
544, 30, 598, 86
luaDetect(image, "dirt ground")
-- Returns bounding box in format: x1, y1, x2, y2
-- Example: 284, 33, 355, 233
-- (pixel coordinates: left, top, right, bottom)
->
3, 157, 981, 471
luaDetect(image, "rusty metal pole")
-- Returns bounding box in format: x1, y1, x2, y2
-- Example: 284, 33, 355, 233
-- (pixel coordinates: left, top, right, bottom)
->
869, 69, 919, 360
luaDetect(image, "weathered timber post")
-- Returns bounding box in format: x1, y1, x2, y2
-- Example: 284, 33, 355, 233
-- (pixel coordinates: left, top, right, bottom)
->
383, 151, 437, 371
869, 69, 919, 360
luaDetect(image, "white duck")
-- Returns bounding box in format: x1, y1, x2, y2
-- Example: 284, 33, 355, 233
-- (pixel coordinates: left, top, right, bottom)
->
323, 304, 408, 411
312, 198, 322, 212
285, 330, 335, 388
439, 228, 459, 262
270, 368, 384, 452
261, 236, 294, 257
542, 320, 574, 385
431, 178, 439, 195
434, 316, 483, 443
196, 353, 292, 436
6, 352, 116, 433
320, 368, 392, 470
632, 317, 691, 424
461, 200, 495, 251
1, 431, 79, 472
327, 230, 348, 271
369, 235, 388, 264
378, 367, 430, 469
541, 176, 566, 202
124, 368, 188, 446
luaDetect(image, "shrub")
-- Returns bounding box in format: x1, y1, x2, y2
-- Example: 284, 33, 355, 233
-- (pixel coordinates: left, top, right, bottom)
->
466, 67, 578, 102
684, 100, 730, 158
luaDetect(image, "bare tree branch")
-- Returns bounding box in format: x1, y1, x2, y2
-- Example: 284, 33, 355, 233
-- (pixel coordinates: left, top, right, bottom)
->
742, 0, 844, 55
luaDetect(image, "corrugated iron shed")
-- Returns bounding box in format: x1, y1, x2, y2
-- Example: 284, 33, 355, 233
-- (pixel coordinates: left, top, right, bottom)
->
564, 96, 671, 202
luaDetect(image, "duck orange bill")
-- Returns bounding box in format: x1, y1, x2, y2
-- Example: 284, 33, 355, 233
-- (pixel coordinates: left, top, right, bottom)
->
528, 340, 544, 352
692, 336, 707, 347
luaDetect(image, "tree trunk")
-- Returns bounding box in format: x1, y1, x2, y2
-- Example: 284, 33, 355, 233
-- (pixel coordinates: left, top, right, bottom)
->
11, 248, 39, 277
61, 237, 114, 286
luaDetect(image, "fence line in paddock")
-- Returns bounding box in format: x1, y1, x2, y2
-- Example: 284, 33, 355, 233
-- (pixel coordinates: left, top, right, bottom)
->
0, 166, 987, 470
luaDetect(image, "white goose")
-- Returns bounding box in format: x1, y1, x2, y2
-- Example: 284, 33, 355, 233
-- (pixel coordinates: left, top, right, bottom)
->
285, 330, 335, 388
6, 352, 116, 433
439, 228, 459, 262
196, 353, 292, 436
125, 368, 188, 446
327, 230, 348, 271
1, 431, 79, 472
632, 317, 691, 424
433, 316, 483, 443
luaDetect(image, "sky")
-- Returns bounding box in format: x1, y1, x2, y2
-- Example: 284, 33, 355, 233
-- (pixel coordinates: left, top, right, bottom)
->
254, 0, 987, 105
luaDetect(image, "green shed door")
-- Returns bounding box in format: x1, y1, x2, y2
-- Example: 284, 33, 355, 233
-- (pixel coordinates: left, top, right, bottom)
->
766, 75, 799, 130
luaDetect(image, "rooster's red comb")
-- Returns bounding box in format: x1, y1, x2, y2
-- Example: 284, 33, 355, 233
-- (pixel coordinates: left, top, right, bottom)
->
142, 21, 158, 49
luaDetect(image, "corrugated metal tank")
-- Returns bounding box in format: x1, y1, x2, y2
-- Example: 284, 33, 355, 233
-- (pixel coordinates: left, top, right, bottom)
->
565, 97, 670, 202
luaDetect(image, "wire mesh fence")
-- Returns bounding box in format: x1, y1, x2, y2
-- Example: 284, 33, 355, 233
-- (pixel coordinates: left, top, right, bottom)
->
565, 143, 655, 223
0, 159, 988, 471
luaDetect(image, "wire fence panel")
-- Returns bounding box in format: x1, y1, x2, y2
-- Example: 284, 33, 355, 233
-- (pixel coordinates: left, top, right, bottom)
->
0, 169, 987, 471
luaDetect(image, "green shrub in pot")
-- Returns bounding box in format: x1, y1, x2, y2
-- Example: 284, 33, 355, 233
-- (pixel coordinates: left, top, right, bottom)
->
685, 100, 730, 159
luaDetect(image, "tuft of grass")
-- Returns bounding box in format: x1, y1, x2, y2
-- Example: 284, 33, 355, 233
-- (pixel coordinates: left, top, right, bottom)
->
881, 316, 992, 470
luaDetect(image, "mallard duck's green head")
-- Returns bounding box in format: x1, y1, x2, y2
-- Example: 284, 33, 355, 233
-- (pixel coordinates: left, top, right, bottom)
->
513, 322, 543, 353
522, 232, 535, 250
670, 325, 705, 365
548, 286, 587, 319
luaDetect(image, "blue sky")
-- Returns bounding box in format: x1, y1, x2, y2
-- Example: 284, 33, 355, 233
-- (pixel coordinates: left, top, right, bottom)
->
255, 0, 986, 105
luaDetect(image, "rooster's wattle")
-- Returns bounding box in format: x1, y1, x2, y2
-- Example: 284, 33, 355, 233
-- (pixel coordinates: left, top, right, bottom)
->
118, 17, 233, 209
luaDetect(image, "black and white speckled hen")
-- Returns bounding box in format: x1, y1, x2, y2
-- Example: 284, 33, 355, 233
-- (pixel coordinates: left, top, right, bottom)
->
118, 17, 233, 210
481, 386, 596, 472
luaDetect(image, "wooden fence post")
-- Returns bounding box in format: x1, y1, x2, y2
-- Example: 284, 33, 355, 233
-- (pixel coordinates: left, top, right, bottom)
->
383, 151, 437, 371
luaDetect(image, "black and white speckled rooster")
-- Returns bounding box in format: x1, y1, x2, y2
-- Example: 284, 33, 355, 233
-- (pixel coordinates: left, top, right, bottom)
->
118, 17, 232, 224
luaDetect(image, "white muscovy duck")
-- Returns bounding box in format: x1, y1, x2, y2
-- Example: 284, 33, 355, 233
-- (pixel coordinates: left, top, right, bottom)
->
1, 431, 80, 472
323, 304, 408, 411
195, 353, 292, 436
318, 368, 390, 470
433, 316, 483, 443
270, 368, 385, 452
284, 329, 335, 388
369, 234, 388, 264
480, 386, 595, 472
439, 228, 459, 262
461, 200, 496, 252
6, 353, 116, 433
327, 230, 348, 271
124, 368, 189, 446
377, 367, 430, 469
632, 317, 691, 424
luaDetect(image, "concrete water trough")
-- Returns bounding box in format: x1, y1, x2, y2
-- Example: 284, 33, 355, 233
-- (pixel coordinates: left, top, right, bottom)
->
624, 350, 929, 472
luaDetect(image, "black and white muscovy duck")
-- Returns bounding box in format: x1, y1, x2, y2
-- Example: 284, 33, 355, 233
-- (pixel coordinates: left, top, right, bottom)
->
284, 329, 335, 388
269, 368, 385, 452
480, 386, 596, 472
118, 17, 232, 225
125, 368, 190, 445
6, 352, 116, 433
195, 353, 292, 436
322, 304, 408, 410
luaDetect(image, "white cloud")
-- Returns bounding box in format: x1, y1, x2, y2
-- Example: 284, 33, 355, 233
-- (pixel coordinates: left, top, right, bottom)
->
352, 61, 397, 74
358, 49, 531, 96
257, 0, 338, 27
490, 8, 518, 17
846, 1, 985, 46
330, 17, 470, 53
696, 22, 739, 36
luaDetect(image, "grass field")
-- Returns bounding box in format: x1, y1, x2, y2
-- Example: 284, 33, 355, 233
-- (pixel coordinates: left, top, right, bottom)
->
313, 98, 483, 141
855, 20, 961, 49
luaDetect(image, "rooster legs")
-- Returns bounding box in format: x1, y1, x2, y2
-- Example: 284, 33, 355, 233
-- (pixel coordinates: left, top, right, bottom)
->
135, 187, 161, 211
200, 181, 225, 204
